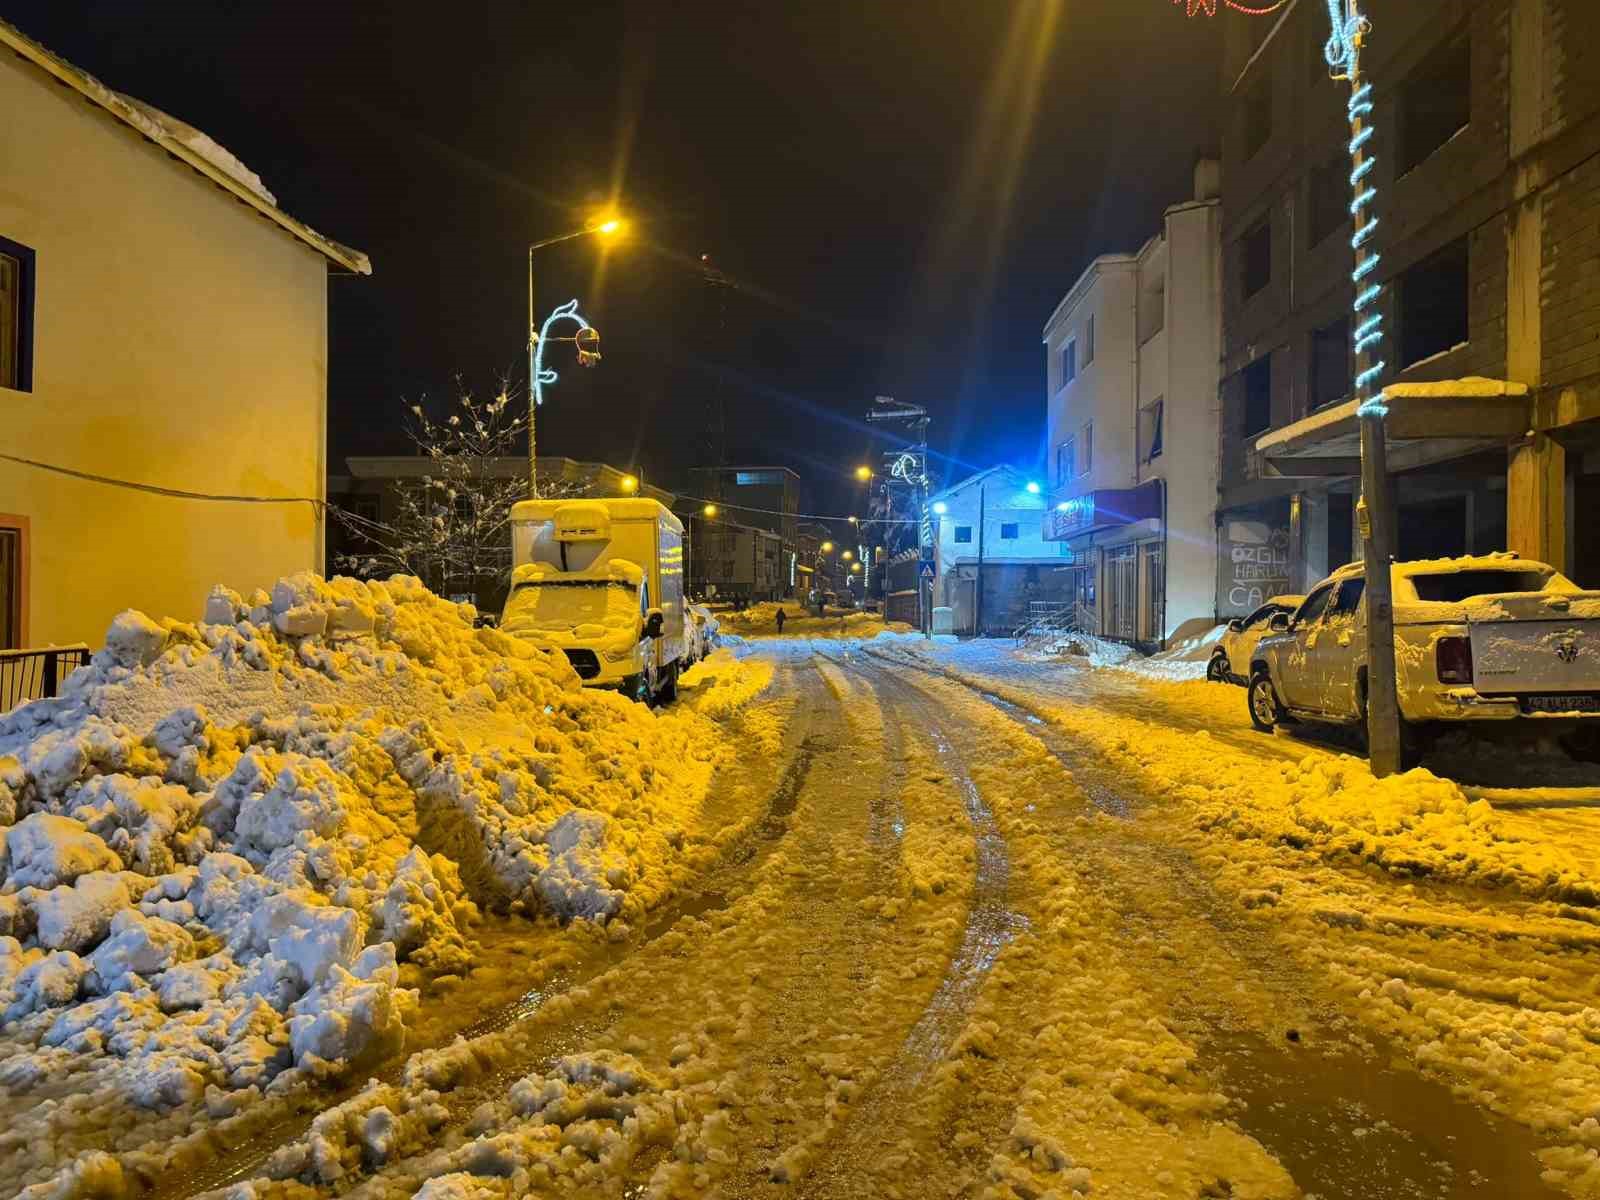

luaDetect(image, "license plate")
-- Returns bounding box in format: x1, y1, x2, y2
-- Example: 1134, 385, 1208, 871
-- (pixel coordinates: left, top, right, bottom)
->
1524, 694, 1600, 714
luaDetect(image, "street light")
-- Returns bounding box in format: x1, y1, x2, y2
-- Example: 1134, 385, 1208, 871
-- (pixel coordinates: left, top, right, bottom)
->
932, 501, 948, 515
851, 562, 862, 573
842, 549, 853, 560
703, 503, 718, 518
620, 474, 639, 494
855, 465, 872, 481
526, 215, 626, 491
821, 541, 834, 553
1025, 481, 1041, 495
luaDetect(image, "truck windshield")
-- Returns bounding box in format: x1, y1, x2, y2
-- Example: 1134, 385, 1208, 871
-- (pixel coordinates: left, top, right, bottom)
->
1409, 568, 1552, 603
501, 579, 640, 636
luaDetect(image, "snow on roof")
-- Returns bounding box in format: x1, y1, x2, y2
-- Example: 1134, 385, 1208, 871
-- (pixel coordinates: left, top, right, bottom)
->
0, 18, 370, 275
1381, 377, 1531, 399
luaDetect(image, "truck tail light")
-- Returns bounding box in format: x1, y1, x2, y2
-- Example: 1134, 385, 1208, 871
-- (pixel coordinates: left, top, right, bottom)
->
1436, 635, 1473, 685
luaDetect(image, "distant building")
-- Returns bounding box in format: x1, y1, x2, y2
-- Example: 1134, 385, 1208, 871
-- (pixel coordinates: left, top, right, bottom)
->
0, 19, 369, 650
1042, 162, 1224, 647
929, 467, 1073, 637
1217, 1, 1600, 602
686, 517, 784, 602
686, 466, 800, 547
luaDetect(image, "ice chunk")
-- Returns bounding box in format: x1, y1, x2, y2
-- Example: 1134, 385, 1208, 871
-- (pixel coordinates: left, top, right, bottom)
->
103, 609, 168, 668
4, 814, 121, 889
86, 909, 192, 992
287, 961, 413, 1066
202, 585, 244, 626
233, 757, 348, 854
5, 950, 88, 1019
156, 959, 225, 1012
31, 872, 133, 953
534, 810, 631, 921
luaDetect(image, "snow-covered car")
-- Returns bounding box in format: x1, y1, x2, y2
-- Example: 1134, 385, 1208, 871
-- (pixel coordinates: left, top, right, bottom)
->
686, 603, 719, 663
1206, 594, 1305, 685
1246, 553, 1600, 763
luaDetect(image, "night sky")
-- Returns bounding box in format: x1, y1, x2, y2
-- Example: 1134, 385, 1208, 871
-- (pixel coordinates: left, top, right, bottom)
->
10, 1, 1220, 515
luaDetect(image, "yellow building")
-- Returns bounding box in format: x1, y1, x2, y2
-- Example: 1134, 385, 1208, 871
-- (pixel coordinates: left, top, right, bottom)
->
0, 20, 369, 651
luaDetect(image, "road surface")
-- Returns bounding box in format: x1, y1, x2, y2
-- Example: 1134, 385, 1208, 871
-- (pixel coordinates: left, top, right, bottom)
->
139, 639, 1594, 1199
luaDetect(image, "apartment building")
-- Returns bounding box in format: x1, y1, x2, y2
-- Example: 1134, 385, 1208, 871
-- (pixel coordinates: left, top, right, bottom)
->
1217, 0, 1600, 613
1042, 163, 1224, 648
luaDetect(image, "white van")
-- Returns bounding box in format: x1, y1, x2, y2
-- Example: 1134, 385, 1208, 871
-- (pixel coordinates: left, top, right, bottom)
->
501, 499, 687, 703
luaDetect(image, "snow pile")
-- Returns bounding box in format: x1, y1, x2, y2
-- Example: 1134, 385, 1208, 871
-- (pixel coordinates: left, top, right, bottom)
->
1026, 631, 1138, 667
718, 602, 911, 640
1024, 627, 1225, 682
0, 572, 728, 1123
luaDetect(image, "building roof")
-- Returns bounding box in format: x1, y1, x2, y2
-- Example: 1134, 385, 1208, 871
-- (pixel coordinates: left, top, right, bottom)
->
928, 465, 1044, 507
1, 18, 370, 275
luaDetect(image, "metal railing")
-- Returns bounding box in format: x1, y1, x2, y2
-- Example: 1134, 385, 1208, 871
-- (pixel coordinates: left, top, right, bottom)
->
1, 644, 92, 712
1012, 602, 1096, 648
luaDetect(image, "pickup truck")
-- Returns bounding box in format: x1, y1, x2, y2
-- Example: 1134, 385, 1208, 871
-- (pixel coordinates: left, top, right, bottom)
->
1246, 554, 1600, 764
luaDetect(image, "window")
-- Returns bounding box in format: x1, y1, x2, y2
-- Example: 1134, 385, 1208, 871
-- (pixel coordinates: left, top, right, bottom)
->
1308, 152, 1348, 247
954, 526, 973, 544
1295, 584, 1336, 626
734, 470, 784, 486
1399, 30, 1470, 176
1399, 236, 1468, 368
1061, 339, 1077, 386
0, 236, 35, 393
1329, 577, 1365, 617
1309, 317, 1350, 409
1242, 355, 1273, 437
1080, 423, 1093, 476
1056, 438, 1076, 485
1000, 523, 1019, 540
0, 520, 22, 649
1139, 399, 1165, 462
1083, 316, 1095, 367
1242, 68, 1273, 160
1242, 218, 1271, 299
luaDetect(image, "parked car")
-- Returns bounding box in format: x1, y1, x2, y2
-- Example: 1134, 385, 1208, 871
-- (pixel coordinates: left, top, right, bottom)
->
1207, 594, 1305, 684
685, 603, 719, 664
1246, 553, 1600, 765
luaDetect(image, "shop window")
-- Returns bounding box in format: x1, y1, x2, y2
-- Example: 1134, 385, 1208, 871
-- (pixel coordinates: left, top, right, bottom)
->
1242, 218, 1271, 299
1399, 29, 1470, 176
1399, 236, 1468, 368
1242, 355, 1273, 437
1000, 523, 1019, 540
1309, 316, 1349, 409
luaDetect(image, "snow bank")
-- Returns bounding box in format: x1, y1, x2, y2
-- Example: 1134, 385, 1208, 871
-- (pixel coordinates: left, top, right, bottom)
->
716, 601, 910, 641
0, 571, 739, 1175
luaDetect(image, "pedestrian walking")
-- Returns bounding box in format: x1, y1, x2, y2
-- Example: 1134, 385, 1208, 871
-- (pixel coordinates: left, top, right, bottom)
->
775, 607, 786, 634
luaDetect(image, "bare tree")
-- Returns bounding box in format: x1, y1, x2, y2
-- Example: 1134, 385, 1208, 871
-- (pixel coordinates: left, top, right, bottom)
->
332, 381, 575, 606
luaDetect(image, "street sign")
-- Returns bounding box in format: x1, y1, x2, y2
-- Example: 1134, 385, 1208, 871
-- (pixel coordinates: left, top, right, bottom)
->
918, 562, 935, 581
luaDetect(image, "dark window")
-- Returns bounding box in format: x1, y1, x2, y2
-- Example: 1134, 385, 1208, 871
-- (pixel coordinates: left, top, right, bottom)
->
1309, 317, 1350, 409
1242, 218, 1271, 299
1242, 69, 1273, 160
1000, 523, 1019, 540
1061, 339, 1077, 386
1399, 30, 1470, 176
1242, 355, 1273, 437
1328, 492, 1355, 570
1083, 316, 1095, 366
1295, 584, 1336, 626
1057, 438, 1076, 485
0, 236, 36, 393
0, 523, 21, 649
1140, 399, 1164, 462
954, 526, 973, 544
1410, 568, 1551, 602
1399, 237, 1468, 368
1329, 577, 1365, 616
1308, 152, 1348, 247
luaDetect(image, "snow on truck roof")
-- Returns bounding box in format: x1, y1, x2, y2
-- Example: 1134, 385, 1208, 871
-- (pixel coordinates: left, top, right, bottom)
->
1322, 553, 1553, 581
510, 559, 645, 587
0, 18, 370, 275
511, 498, 684, 532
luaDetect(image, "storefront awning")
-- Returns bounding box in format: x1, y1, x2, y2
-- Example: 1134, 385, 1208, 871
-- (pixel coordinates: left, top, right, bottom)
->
1253, 378, 1531, 479
1044, 479, 1162, 540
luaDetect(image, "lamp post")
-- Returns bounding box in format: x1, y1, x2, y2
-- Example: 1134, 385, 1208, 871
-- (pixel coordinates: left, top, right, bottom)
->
526, 218, 622, 493
1324, 0, 1402, 775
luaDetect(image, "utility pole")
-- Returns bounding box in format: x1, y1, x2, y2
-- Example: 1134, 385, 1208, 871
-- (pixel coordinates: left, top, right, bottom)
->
866, 396, 933, 638
1325, 0, 1402, 774
975, 482, 986, 637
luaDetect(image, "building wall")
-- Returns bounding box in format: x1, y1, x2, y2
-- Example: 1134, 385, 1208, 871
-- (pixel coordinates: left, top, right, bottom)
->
0, 52, 330, 647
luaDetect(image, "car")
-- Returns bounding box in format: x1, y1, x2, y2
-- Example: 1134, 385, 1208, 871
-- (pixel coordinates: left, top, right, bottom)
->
685, 603, 719, 664
1246, 553, 1600, 766
1207, 594, 1305, 684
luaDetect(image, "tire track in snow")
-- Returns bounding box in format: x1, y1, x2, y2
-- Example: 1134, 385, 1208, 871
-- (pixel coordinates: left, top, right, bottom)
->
152, 659, 827, 1200
792, 654, 1023, 1196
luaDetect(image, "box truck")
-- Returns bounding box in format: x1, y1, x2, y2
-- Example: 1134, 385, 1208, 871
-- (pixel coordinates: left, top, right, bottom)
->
500, 498, 687, 703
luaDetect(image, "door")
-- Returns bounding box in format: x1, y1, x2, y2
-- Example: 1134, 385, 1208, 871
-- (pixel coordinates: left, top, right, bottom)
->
1105, 546, 1138, 641
1275, 582, 1337, 709
1304, 576, 1365, 717
0, 522, 21, 649
1139, 543, 1165, 644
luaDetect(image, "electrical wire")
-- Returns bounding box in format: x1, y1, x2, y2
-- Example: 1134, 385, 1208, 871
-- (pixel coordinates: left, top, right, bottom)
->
1, 451, 326, 508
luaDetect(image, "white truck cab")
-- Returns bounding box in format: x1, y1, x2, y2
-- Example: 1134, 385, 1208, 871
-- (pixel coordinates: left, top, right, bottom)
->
501, 499, 687, 703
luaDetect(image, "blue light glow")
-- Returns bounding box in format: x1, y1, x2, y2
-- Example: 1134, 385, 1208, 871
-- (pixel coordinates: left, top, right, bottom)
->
1357, 396, 1389, 418
1352, 254, 1381, 282
1348, 126, 1374, 154
1354, 361, 1387, 390
1350, 188, 1376, 213
1355, 284, 1382, 310
1323, 0, 1363, 76
1026, 481, 1041, 494
1350, 158, 1376, 186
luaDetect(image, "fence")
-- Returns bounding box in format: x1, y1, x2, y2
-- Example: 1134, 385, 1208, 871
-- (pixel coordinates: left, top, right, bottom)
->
1, 644, 92, 712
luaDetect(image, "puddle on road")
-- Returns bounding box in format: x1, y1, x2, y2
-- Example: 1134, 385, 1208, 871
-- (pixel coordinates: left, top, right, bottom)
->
1212, 1033, 1563, 1199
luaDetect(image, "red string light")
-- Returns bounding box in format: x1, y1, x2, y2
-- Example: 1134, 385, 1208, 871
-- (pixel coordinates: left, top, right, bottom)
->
1171, 0, 1289, 15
